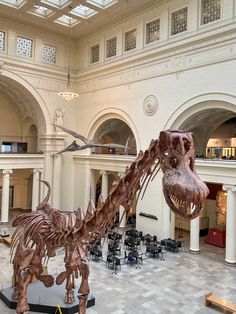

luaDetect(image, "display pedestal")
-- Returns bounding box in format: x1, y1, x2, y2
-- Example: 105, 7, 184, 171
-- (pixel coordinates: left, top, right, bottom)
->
205, 228, 226, 248
0, 280, 95, 314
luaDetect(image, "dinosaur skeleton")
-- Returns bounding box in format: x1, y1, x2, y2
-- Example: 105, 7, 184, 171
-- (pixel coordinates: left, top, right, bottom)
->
10, 129, 209, 314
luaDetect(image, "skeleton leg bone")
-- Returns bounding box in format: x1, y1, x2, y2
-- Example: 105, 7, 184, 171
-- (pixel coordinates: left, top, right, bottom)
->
65, 273, 75, 304
78, 261, 90, 314
16, 267, 33, 314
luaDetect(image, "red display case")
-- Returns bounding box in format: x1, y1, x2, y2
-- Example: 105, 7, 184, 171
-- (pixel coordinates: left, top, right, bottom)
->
205, 228, 226, 248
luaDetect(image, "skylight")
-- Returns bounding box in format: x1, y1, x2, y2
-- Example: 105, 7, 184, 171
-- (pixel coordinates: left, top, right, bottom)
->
55, 14, 80, 27
28, 5, 53, 18
0, 0, 119, 30
0, 0, 26, 8
41, 0, 71, 9
70, 4, 97, 19
86, 0, 118, 9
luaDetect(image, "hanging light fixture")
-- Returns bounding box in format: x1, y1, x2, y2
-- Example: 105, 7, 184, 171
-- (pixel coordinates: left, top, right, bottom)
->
58, 72, 79, 101
58, 20, 79, 101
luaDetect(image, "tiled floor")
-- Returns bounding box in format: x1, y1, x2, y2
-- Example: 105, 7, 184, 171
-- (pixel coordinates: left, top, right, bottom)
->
0, 222, 235, 314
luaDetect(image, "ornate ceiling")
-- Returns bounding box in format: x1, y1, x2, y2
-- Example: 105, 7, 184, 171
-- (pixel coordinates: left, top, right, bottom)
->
0, 0, 159, 39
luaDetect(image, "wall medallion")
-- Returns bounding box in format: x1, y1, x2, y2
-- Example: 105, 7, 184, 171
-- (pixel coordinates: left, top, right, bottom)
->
143, 95, 158, 116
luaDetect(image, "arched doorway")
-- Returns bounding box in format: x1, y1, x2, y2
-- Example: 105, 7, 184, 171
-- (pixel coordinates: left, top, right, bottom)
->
0, 73, 47, 222
92, 118, 137, 155
165, 97, 236, 261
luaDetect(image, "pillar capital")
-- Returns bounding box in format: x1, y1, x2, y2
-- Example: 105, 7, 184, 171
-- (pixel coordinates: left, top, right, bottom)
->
100, 170, 107, 175
223, 184, 236, 192
50, 152, 62, 158
2, 169, 13, 176
33, 168, 42, 174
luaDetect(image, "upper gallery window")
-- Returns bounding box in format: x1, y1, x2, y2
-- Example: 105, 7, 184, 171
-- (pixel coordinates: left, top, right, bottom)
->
0, 31, 6, 52
201, 0, 221, 25
42, 43, 57, 64
90, 44, 100, 63
106, 37, 117, 58
16, 36, 33, 58
124, 29, 136, 52
171, 7, 188, 36
146, 19, 160, 44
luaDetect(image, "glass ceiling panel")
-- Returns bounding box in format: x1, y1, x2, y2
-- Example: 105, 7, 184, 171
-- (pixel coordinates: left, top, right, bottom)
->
55, 14, 80, 27
0, 0, 119, 29
86, 0, 118, 9
0, 0, 26, 8
70, 4, 97, 19
28, 5, 53, 18
41, 0, 71, 9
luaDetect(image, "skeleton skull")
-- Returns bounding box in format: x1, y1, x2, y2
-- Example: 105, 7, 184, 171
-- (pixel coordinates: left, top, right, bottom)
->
158, 129, 209, 219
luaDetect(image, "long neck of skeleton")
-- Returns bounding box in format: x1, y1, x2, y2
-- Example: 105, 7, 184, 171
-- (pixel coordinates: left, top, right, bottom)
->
80, 139, 159, 239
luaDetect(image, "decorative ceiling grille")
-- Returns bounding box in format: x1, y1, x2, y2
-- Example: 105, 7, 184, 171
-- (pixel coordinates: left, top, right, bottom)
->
201, 0, 221, 25
16, 36, 33, 58
0, 31, 6, 52
171, 7, 188, 35
146, 19, 160, 44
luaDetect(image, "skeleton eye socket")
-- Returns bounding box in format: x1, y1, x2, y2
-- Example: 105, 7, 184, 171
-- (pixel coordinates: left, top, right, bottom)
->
170, 158, 178, 169
183, 138, 191, 153
173, 137, 181, 153
173, 137, 191, 155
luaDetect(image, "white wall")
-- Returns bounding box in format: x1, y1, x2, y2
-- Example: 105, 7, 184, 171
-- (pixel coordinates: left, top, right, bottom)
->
0, 94, 22, 145
71, 0, 236, 237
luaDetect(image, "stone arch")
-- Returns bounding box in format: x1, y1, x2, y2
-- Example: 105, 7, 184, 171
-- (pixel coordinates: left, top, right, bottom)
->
0, 68, 50, 134
165, 92, 236, 129
164, 93, 236, 156
87, 108, 140, 153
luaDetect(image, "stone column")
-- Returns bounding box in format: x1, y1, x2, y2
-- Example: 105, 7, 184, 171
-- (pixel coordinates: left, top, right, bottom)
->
189, 215, 200, 254
1, 169, 13, 223
118, 172, 126, 228
162, 199, 172, 239
52, 154, 62, 208
90, 170, 96, 204
100, 170, 108, 199
32, 169, 42, 211
223, 184, 236, 266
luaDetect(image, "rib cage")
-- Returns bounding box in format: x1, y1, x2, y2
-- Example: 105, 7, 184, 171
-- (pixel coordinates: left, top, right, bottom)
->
10, 139, 160, 260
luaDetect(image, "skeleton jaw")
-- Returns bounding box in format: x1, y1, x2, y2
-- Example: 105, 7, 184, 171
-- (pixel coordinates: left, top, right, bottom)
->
167, 192, 202, 219
163, 180, 209, 219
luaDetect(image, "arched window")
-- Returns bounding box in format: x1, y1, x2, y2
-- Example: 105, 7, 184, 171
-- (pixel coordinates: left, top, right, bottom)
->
92, 118, 137, 155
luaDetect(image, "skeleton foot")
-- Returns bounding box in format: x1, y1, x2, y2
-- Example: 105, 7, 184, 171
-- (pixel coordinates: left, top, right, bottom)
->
16, 300, 29, 314
65, 289, 75, 304
78, 294, 88, 314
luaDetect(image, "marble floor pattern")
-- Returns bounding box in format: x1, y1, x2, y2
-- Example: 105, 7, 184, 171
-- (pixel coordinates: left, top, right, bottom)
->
0, 224, 236, 314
